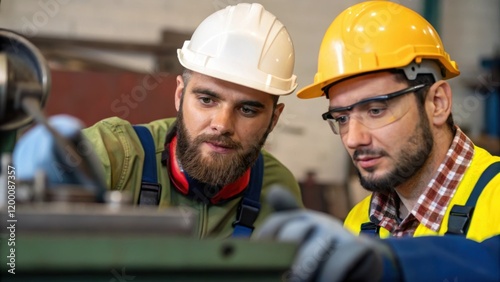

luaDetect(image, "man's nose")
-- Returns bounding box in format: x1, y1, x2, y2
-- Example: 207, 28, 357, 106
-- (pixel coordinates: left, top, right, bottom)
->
210, 107, 235, 135
343, 118, 371, 149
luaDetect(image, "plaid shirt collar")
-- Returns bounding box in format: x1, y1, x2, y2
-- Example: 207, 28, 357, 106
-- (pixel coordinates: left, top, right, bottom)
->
370, 127, 474, 236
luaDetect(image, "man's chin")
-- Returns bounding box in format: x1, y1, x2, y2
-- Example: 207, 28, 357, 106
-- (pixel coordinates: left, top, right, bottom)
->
200, 147, 234, 159
357, 166, 379, 178
199, 153, 233, 165
360, 171, 400, 194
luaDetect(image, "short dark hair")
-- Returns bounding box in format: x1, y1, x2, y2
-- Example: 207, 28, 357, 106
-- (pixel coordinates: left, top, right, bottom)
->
182, 69, 192, 85
392, 70, 455, 132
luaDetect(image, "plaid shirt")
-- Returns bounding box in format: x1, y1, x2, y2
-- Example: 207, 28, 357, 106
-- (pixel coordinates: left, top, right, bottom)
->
369, 127, 474, 237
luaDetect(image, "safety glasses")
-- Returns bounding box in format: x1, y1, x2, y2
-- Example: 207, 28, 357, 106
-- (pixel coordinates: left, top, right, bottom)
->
322, 84, 428, 135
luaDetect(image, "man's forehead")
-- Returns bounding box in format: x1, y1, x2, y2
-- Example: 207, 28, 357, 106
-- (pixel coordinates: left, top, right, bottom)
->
328, 72, 403, 103
187, 72, 274, 103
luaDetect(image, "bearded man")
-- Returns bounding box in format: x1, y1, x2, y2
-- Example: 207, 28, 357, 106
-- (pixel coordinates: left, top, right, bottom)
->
82, 3, 303, 239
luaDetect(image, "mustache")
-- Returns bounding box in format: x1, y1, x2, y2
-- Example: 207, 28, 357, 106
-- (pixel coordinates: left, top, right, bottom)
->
353, 148, 386, 160
195, 134, 242, 149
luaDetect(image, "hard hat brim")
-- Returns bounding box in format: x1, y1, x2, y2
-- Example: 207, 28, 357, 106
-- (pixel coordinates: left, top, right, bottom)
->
178, 48, 297, 96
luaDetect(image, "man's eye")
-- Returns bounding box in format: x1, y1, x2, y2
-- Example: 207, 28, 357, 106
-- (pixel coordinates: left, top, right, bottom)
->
368, 107, 386, 117
241, 106, 257, 116
199, 97, 213, 104
364, 101, 389, 117
334, 115, 349, 125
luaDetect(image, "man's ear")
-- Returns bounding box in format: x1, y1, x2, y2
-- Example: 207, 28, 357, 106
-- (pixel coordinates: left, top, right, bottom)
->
175, 75, 185, 111
427, 81, 452, 126
269, 103, 285, 131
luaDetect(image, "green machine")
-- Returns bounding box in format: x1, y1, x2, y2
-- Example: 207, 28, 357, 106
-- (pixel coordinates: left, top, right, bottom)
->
0, 201, 296, 281
0, 29, 297, 281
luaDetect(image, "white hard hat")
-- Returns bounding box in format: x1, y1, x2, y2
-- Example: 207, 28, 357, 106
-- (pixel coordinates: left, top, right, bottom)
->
177, 3, 297, 95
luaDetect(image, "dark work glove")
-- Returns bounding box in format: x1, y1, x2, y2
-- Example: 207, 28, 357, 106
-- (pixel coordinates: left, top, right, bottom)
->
255, 186, 401, 282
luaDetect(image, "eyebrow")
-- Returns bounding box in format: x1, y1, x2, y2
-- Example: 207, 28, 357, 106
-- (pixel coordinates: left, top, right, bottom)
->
191, 87, 267, 109
191, 87, 219, 98
327, 84, 427, 112
331, 96, 401, 116
329, 99, 366, 112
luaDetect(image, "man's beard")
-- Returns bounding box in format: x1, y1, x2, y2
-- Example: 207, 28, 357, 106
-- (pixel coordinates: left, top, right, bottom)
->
175, 111, 272, 187
357, 112, 434, 194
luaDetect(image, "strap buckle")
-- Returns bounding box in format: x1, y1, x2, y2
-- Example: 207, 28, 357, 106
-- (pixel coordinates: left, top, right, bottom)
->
360, 222, 380, 237
446, 205, 474, 235
232, 202, 260, 229
138, 182, 162, 205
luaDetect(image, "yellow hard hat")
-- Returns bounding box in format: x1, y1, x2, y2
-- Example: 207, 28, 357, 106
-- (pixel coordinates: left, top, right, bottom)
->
297, 1, 460, 99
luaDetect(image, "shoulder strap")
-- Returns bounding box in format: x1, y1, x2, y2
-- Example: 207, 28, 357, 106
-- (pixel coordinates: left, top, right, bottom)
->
446, 161, 500, 236
133, 125, 162, 205
232, 153, 264, 238
360, 194, 380, 237
360, 221, 380, 237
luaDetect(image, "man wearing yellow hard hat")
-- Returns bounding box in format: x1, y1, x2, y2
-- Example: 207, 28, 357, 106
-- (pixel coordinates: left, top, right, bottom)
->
256, 1, 500, 281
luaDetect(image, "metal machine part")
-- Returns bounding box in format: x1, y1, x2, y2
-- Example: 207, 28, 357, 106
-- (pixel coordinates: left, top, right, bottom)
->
0, 236, 297, 281
0, 29, 50, 131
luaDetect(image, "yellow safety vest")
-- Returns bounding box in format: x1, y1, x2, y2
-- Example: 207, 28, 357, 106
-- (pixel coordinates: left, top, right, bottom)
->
344, 146, 500, 242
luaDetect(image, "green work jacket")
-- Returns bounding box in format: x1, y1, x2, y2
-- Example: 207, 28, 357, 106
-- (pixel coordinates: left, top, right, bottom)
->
82, 117, 303, 239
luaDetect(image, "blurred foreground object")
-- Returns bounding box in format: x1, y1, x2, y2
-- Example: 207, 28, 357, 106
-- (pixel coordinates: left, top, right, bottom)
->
0, 28, 50, 155
12, 114, 108, 202
0, 27, 196, 237
0, 27, 108, 203
0, 29, 50, 132
0, 28, 196, 236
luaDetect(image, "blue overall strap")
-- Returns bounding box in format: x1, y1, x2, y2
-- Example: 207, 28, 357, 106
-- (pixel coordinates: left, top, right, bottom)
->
447, 161, 500, 236
360, 195, 381, 237
232, 153, 264, 238
133, 125, 162, 205
360, 221, 380, 237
